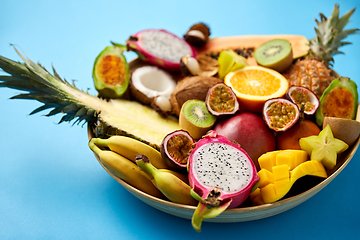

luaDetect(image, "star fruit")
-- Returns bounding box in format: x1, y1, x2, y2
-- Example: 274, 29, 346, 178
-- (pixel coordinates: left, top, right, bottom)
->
299, 124, 348, 169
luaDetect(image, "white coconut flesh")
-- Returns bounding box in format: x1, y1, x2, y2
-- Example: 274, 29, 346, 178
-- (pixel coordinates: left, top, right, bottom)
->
186, 30, 206, 41
132, 66, 176, 99
139, 30, 194, 63
191, 142, 253, 193
154, 95, 172, 112
186, 56, 200, 75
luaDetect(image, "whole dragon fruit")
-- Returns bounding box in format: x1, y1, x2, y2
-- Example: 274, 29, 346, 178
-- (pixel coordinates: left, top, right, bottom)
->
126, 29, 197, 71
188, 130, 259, 232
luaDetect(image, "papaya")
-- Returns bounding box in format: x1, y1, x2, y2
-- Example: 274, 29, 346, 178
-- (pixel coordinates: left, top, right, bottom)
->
92, 42, 130, 99
197, 35, 309, 66
316, 77, 358, 127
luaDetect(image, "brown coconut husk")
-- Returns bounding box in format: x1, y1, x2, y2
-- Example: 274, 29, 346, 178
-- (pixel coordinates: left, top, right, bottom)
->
170, 76, 223, 116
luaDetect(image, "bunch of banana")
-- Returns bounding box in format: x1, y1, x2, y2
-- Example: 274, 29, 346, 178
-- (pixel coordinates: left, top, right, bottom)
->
88, 136, 196, 205
136, 154, 198, 206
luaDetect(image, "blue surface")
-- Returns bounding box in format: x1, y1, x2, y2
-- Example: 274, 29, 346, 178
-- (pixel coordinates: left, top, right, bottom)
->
1, 0, 359, 239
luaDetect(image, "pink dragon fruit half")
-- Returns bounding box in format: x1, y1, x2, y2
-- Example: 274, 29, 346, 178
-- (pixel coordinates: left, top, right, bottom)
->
188, 130, 259, 232
126, 29, 197, 71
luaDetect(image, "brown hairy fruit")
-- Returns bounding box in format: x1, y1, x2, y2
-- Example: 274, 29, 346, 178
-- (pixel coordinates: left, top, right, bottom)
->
184, 23, 210, 47
170, 76, 222, 116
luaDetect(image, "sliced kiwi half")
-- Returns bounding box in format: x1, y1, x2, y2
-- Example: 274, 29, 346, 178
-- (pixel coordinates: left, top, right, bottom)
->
254, 39, 293, 73
179, 100, 216, 139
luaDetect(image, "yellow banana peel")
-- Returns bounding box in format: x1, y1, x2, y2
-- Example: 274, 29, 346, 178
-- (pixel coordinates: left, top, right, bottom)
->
89, 139, 163, 198
90, 136, 169, 169
136, 155, 198, 206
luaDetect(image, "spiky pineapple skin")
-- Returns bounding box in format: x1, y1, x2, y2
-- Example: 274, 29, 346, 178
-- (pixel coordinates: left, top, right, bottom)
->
284, 4, 358, 98
284, 58, 335, 98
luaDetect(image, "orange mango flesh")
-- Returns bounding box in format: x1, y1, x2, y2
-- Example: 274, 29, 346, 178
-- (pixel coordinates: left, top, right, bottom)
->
250, 150, 327, 205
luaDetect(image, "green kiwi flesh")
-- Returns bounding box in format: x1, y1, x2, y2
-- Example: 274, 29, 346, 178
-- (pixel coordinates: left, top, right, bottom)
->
254, 39, 293, 72
179, 100, 216, 139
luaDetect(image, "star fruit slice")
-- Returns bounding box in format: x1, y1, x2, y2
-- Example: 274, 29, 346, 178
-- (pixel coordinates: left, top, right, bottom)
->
299, 124, 349, 169
217, 49, 248, 79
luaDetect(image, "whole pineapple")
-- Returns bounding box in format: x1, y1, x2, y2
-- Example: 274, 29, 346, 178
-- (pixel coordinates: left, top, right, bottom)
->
284, 4, 359, 98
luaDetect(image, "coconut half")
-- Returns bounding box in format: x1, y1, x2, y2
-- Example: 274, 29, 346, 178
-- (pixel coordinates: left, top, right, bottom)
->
130, 66, 177, 106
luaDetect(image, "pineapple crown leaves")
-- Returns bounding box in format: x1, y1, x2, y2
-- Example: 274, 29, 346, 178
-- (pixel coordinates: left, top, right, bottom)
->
0, 47, 96, 126
308, 4, 359, 67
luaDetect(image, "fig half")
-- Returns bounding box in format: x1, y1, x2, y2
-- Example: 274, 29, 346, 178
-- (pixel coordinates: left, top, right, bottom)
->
263, 98, 300, 132
286, 86, 319, 115
160, 130, 195, 170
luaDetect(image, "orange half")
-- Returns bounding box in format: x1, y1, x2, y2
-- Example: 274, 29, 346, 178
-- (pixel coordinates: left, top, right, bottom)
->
224, 66, 289, 113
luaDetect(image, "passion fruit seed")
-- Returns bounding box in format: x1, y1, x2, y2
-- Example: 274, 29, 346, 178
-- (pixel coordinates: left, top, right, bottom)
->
166, 134, 194, 164
267, 102, 297, 129
291, 89, 315, 112
210, 85, 235, 112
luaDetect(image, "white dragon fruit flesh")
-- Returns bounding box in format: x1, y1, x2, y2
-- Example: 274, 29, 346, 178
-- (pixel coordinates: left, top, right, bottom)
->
188, 130, 259, 231
126, 29, 197, 72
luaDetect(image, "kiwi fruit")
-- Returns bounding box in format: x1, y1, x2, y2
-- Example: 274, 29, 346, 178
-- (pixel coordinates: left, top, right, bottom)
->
179, 99, 216, 139
254, 39, 293, 72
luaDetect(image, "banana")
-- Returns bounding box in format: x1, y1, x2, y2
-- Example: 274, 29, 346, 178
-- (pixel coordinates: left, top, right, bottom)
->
89, 139, 163, 198
90, 136, 169, 169
135, 154, 198, 206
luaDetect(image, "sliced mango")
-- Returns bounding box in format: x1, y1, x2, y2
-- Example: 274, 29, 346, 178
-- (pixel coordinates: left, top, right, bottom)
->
272, 164, 290, 181
251, 149, 328, 205
249, 188, 264, 205
291, 160, 327, 183
258, 150, 280, 172
258, 168, 274, 188
275, 150, 308, 170
260, 183, 277, 203
274, 178, 292, 200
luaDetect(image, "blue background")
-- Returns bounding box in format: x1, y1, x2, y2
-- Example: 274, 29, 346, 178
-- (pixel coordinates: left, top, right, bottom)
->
1, 0, 359, 239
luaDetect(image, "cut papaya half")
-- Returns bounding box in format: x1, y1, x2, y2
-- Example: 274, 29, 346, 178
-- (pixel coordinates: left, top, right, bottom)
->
197, 35, 309, 66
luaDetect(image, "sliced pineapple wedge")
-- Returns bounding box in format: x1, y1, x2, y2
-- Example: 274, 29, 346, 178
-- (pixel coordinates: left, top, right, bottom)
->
0, 48, 180, 149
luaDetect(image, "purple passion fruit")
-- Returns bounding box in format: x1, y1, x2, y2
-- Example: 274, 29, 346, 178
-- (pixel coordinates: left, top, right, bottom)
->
205, 83, 239, 116
160, 130, 195, 170
263, 98, 300, 132
286, 86, 319, 115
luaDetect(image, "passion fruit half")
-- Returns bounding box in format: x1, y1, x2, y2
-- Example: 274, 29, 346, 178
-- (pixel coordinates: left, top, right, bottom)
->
263, 98, 300, 132
205, 82, 239, 116
160, 130, 195, 171
286, 86, 319, 115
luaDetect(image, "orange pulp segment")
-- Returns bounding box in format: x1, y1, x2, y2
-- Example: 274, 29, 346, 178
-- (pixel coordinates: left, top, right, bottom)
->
224, 66, 289, 113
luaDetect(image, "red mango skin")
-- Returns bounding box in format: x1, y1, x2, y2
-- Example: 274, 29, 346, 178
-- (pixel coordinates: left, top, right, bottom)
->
213, 112, 276, 170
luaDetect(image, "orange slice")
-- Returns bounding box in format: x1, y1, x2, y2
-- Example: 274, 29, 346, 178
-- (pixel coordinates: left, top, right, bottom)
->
224, 66, 289, 113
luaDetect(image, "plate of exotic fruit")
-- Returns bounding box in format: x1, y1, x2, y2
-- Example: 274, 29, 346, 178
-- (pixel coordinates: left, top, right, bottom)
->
0, 4, 359, 232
